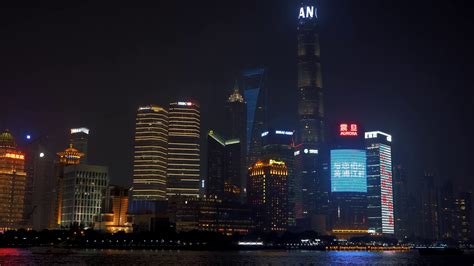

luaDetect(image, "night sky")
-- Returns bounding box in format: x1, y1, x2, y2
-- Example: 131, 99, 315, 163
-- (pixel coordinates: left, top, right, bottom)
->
1, 1, 473, 192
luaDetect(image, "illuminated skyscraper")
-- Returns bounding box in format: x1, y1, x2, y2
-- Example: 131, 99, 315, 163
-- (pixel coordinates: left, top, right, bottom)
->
248, 159, 289, 232
167, 102, 200, 198
242, 68, 267, 167
365, 131, 394, 235
70, 127, 89, 163
329, 123, 367, 236
297, 2, 324, 144
294, 1, 326, 230
261, 130, 295, 226
225, 82, 247, 200
206, 130, 243, 201
61, 164, 109, 228
0, 130, 27, 231
131, 105, 168, 201
330, 149, 367, 232
53, 144, 84, 228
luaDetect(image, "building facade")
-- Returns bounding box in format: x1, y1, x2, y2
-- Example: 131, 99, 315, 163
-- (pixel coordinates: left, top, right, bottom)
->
328, 123, 367, 234
438, 181, 455, 239
393, 165, 409, 239
53, 144, 84, 228
242, 68, 267, 167
224, 84, 247, 200
0, 130, 27, 231
95, 186, 133, 233
168, 197, 254, 235
420, 172, 440, 240
330, 149, 368, 232
453, 192, 471, 242
23, 136, 56, 230
131, 105, 169, 202
206, 130, 243, 202
167, 102, 200, 198
248, 159, 289, 232
70, 127, 89, 163
206, 131, 226, 199
365, 131, 394, 235
261, 130, 295, 226
61, 164, 109, 228
294, 1, 327, 231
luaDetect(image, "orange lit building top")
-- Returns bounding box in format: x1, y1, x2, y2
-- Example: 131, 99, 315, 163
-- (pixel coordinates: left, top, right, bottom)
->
57, 144, 84, 165
0, 130, 27, 231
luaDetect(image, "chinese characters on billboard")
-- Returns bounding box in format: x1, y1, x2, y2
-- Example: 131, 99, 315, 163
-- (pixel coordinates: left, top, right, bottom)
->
330, 149, 367, 193
339, 123, 358, 136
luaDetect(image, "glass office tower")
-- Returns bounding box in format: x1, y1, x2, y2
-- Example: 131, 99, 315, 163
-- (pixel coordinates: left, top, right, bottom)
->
294, 1, 327, 231
365, 131, 394, 235
242, 68, 267, 167
132, 105, 169, 201
167, 102, 200, 198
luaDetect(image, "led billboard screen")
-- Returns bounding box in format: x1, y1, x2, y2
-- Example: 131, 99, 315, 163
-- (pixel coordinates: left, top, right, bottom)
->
331, 149, 367, 193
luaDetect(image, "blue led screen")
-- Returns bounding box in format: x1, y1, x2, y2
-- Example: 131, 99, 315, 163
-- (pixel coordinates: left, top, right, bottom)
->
330, 149, 367, 193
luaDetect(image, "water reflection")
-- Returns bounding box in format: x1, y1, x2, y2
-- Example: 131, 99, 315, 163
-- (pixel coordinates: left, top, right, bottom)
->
0, 248, 472, 265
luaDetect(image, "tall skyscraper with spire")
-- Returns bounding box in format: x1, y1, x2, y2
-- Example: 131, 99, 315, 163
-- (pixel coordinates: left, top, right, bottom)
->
293, 1, 327, 231
225, 81, 247, 200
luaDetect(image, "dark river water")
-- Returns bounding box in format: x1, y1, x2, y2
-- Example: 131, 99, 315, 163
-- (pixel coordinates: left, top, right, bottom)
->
1, 248, 473, 265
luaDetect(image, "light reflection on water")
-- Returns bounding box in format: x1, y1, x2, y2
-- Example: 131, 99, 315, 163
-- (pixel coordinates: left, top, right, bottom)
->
0, 248, 473, 265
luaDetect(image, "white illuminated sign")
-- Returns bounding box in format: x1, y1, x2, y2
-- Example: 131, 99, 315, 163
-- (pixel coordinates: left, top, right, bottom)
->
309, 149, 318, 154
178, 102, 193, 106
304, 149, 308, 154
364, 131, 392, 142
261, 131, 269, 137
71, 127, 90, 135
275, 130, 293, 135
294, 150, 300, 156
138, 106, 151, 111
298, 6, 317, 19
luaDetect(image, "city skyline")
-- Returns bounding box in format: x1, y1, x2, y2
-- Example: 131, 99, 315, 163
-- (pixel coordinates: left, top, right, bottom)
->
0, 0, 472, 194
1, 4, 474, 261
